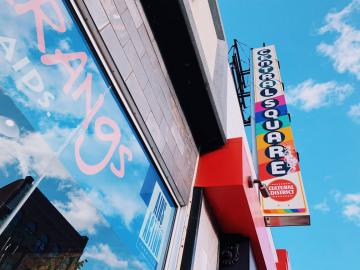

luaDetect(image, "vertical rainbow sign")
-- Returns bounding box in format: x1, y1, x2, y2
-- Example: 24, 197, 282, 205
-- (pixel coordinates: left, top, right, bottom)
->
252, 45, 310, 226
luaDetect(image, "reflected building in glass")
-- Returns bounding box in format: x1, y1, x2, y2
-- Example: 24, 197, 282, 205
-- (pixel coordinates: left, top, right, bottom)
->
0, 177, 88, 270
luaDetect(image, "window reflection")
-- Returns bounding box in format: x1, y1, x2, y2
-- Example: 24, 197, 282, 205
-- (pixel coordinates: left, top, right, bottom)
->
0, 1, 177, 269
0, 177, 88, 270
0, 115, 20, 139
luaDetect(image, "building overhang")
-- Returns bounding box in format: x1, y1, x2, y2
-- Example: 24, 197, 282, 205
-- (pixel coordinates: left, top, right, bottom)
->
139, 0, 226, 153
196, 137, 277, 270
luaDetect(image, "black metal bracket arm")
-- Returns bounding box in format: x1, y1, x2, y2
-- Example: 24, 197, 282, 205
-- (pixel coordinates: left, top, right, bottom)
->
229, 40, 251, 126
248, 177, 270, 198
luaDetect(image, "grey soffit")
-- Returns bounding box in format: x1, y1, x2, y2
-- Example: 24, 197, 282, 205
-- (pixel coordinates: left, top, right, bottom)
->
208, 0, 226, 41
139, 0, 226, 154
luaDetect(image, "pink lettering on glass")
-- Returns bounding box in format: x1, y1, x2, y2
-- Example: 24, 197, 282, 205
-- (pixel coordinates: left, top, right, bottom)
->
6, 1, 134, 178
41, 50, 88, 94
41, 50, 105, 129
7, 0, 66, 53
75, 116, 120, 175
111, 145, 133, 178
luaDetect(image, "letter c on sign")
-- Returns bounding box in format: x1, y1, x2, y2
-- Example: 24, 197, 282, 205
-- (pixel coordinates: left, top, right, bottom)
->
257, 48, 271, 55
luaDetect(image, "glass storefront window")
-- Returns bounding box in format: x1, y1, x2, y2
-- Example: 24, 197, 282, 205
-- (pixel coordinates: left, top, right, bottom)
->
0, 1, 176, 270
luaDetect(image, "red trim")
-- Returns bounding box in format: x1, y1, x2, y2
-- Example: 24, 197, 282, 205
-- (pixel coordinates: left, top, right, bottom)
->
276, 249, 290, 270
196, 138, 277, 270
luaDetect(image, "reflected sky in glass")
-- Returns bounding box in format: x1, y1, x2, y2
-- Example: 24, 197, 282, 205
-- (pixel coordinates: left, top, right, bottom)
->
0, 1, 176, 269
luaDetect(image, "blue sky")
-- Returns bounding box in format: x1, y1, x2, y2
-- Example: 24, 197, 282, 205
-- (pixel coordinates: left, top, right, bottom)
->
219, 0, 360, 269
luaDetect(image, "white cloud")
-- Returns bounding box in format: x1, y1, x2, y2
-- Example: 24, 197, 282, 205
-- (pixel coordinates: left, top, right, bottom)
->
330, 190, 342, 202
0, 129, 71, 180
314, 199, 330, 212
83, 244, 128, 269
58, 38, 71, 51
286, 79, 353, 110
317, 0, 360, 79
52, 183, 145, 235
319, 191, 360, 226
86, 187, 145, 230
333, 192, 360, 226
344, 193, 360, 203
130, 260, 148, 270
348, 103, 360, 122
52, 188, 109, 235
343, 204, 360, 225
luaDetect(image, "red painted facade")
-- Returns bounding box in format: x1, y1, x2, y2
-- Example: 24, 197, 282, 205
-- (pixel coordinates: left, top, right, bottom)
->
276, 249, 291, 270
196, 137, 279, 270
